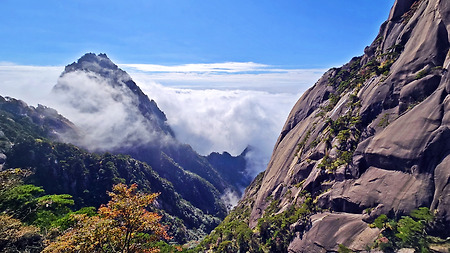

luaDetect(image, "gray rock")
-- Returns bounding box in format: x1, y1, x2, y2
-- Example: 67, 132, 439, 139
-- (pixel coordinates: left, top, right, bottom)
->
242, 0, 450, 250
288, 212, 380, 252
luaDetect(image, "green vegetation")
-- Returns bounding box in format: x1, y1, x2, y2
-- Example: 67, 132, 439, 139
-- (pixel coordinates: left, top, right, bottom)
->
0, 168, 79, 251
338, 244, 353, 253
415, 69, 429, 80
197, 199, 256, 252
0, 169, 76, 230
370, 207, 442, 252
44, 183, 169, 253
328, 58, 363, 94
3, 137, 222, 242
197, 186, 317, 253
317, 109, 362, 172
371, 214, 388, 229
0, 168, 175, 252
255, 193, 315, 252
378, 113, 390, 128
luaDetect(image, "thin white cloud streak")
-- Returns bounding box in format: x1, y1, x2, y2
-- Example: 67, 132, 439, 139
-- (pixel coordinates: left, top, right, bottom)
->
122, 63, 325, 93
122, 62, 268, 73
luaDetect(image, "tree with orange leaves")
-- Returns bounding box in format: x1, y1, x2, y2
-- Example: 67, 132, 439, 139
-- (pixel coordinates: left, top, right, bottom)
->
44, 183, 169, 253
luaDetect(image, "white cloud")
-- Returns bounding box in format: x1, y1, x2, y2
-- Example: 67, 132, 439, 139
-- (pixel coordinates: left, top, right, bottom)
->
135, 81, 300, 174
48, 71, 175, 152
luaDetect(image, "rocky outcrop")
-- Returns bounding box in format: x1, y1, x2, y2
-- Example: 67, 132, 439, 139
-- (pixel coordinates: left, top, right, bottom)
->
0, 95, 79, 145
239, 0, 450, 251
288, 212, 380, 252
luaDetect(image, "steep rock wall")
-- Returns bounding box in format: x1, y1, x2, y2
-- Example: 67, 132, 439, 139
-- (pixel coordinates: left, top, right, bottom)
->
243, 0, 450, 251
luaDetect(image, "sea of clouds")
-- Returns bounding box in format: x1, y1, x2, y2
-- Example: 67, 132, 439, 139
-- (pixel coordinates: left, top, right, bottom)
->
0, 62, 325, 176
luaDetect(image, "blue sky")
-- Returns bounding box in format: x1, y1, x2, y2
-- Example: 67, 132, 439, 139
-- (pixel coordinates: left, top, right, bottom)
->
1, 0, 394, 67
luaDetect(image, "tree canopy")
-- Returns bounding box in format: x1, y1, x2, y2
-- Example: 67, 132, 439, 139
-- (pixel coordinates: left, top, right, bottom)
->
44, 183, 169, 253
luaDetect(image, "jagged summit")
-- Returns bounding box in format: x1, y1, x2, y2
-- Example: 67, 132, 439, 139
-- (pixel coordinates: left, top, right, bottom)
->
63, 53, 121, 76
53, 53, 173, 138
62, 53, 150, 98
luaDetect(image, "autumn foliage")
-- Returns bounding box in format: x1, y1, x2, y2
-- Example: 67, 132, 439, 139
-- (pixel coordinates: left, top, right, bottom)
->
0, 214, 42, 252
44, 183, 169, 253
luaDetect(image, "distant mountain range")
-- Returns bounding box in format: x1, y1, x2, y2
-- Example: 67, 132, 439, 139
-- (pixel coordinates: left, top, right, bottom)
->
0, 53, 253, 243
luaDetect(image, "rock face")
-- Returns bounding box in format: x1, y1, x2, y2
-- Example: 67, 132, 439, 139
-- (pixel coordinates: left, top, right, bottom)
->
238, 0, 450, 251
206, 148, 253, 195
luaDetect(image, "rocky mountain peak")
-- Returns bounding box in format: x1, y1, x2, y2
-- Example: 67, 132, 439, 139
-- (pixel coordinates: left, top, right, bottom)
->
63, 53, 128, 80
53, 53, 174, 144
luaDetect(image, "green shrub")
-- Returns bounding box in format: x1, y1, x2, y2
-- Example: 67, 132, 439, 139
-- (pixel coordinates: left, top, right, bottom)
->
415, 69, 428, 80
372, 207, 436, 252
371, 214, 388, 229
338, 244, 353, 253
378, 113, 390, 128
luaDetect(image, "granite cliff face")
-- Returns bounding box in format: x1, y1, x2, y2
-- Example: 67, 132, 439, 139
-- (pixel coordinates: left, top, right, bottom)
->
234, 0, 449, 251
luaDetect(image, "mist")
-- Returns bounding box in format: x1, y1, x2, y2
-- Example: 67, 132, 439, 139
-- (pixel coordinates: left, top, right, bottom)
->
48, 71, 174, 152
0, 63, 320, 176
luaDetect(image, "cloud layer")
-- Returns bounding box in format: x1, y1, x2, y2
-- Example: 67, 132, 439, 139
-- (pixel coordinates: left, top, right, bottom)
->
136, 81, 297, 172
0, 62, 324, 175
